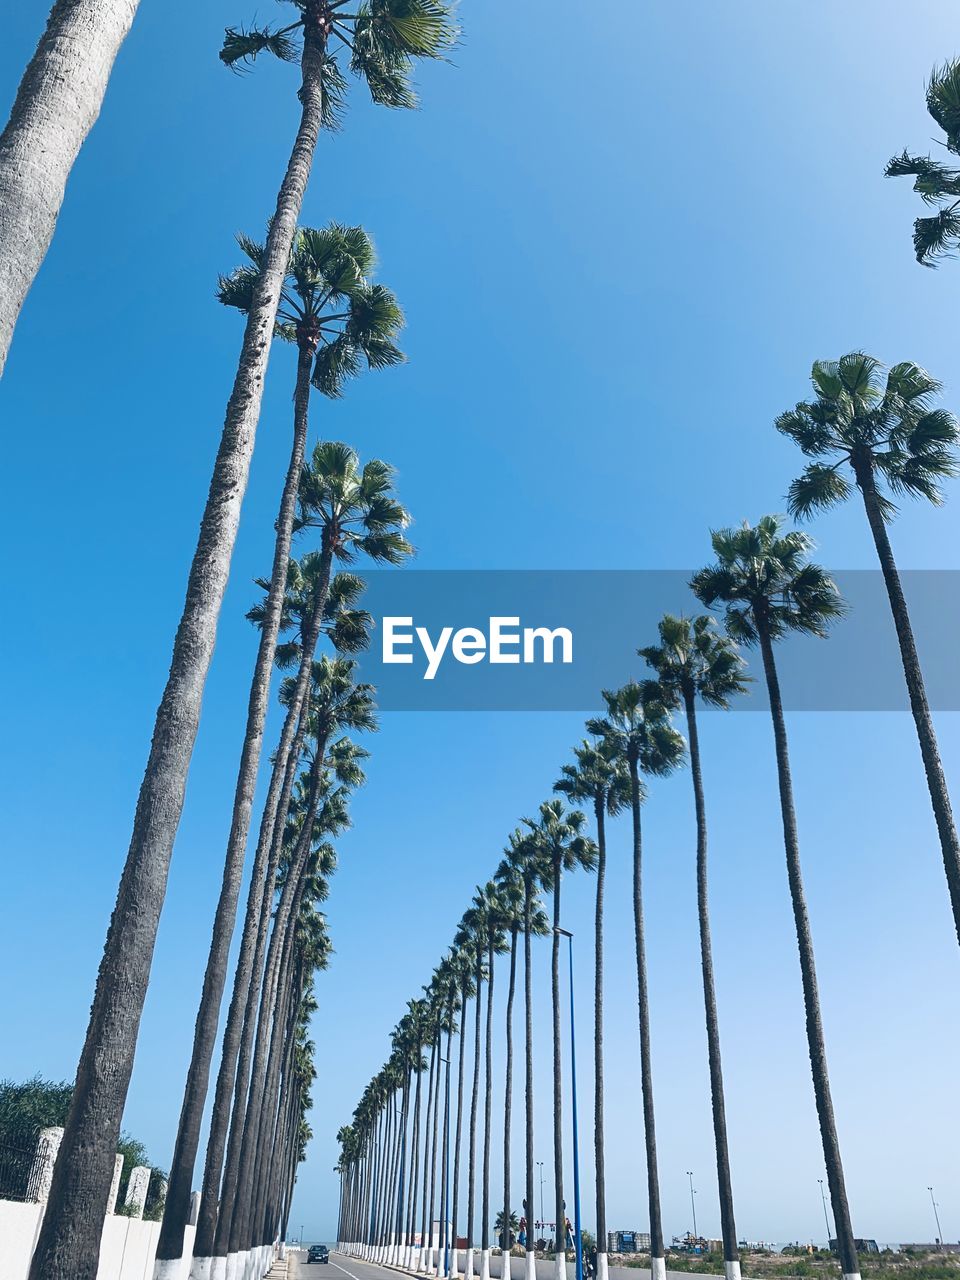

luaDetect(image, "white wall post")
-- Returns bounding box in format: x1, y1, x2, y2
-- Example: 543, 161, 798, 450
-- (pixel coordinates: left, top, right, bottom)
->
108, 1153, 124, 1213
124, 1164, 151, 1219
26, 1126, 63, 1204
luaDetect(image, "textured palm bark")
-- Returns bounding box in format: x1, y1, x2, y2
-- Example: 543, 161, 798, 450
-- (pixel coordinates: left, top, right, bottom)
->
854, 455, 960, 948
28, 26, 328, 1280
593, 801, 607, 1262
467, 952, 483, 1254
394, 1073, 410, 1256
550, 862, 564, 1265
481, 934, 496, 1255
683, 689, 738, 1267
199, 548, 331, 1268
157, 340, 315, 1271
0, 0, 140, 374
502, 929, 518, 1255
628, 775, 663, 1263
756, 619, 859, 1280
523, 881, 535, 1266
450, 978, 469, 1268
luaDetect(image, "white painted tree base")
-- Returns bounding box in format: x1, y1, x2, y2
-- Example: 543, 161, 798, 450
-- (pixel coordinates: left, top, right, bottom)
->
651, 1258, 667, 1280
189, 1257, 214, 1280
503, 1250, 512, 1280
153, 1260, 186, 1280
524, 1251, 537, 1280
724, 1263, 742, 1280
553, 1253, 565, 1280
464, 1247, 475, 1279
428, 1247, 437, 1275
450, 1246, 462, 1279
224, 1253, 239, 1280
843, 1274, 862, 1280
210, 1257, 227, 1280
597, 1253, 609, 1280
480, 1248, 491, 1280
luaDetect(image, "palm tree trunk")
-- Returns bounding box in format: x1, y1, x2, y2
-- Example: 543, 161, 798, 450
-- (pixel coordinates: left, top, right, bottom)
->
419, 1035, 439, 1267
200, 571, 330, 1272
756, 620, 860, 1280
855, 456, 960, 948
451, 979, 469, 1278
427, 1022, 444, 1271
523, 880, 535, 1280
28, 29, 330, 1280
551, 858, 564, 1280
628, 765, 663, 1277
224, 737, 329, 1260
0, 0, 140, 374
440, 1014, 454, 1276
467, 952, 483, 1279
503, 928, 519, 1274
480, 932, 496, 1278
157, 340, 315, 1276
406, 1043, 425, 1264
593, 801, 608, 1280
683, 689, 739, 1280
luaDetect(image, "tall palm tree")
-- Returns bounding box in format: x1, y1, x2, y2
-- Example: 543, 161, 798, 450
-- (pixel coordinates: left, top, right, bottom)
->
194, 444, 409, 1278
886, 60, 960, 264
520, 801, 596, 1280
0, 0, 140, 374
691, 515, 860, 1280
556, 741, 630, 1280
453, 906, 486, 1280
449, 943, 478, 1280
777, 352, 960, 950
223, 669, 374, 1272
493, 859, 549, 1280
500, 831, 550, 1280
30, 3, 453, 1269
157, 225, 403, 1278
641, 616, 748, 1280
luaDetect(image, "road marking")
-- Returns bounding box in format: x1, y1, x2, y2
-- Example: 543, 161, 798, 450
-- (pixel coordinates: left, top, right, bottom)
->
332, 1261, 379, 1280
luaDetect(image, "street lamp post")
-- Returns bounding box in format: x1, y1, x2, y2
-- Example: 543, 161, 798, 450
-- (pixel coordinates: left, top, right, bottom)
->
929, 1187, 944, 1249
556, 927, 583, 1280
686, 1173, 698, 1245
818, 1180, 832, 1248
442, 1055, 452, 1278
537, 1161, 546, 1239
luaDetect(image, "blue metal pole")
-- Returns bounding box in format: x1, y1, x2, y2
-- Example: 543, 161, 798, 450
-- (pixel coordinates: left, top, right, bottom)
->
568, 935, 584, 1280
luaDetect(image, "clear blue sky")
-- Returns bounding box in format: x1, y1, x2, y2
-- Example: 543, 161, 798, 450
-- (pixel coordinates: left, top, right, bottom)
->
2, 0, 960, 1251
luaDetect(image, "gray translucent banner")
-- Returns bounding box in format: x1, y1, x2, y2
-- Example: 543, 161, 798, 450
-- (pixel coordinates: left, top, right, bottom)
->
340, 570, 960, 712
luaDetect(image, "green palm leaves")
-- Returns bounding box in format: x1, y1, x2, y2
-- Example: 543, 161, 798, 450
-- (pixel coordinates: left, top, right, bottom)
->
690, 515, 844, 646
221, 0, 458, 123
641, 614, 748, 711
588, 682, 686, 782
887, 60, 960, 263
776, 352, 960, 520
297, 439, 414, 563
219, 223, 405, 397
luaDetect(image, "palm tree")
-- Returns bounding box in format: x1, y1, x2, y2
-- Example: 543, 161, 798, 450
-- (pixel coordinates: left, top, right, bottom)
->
520, 801, 596, 1280
453, 905, 487, 1280
30, 0, 454, 1265
500, 831, 550, 1280
222, 667, 374, 1272
641, 616, 748, 1280
157, 226, 402, 1277
885, 60, 960, 264
691, 515, 860, 1280
194, 445, 409, 1277
777, 352, 960, 950
0, 0, 141, 374
449, 944, 477, 1280
556, 741, 630, 1280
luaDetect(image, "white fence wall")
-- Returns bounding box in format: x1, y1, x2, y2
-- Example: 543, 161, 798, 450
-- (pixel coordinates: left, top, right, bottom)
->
0, 1199, 196, 1280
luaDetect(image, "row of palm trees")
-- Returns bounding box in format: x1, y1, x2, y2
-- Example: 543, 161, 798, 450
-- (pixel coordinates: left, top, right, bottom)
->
337, 350, 960, 1280
9, 3, 459, 1279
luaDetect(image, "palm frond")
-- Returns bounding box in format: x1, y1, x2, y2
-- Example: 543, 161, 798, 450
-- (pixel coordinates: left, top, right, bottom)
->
913, 203, 960, 265
220, 23, 301, 68
786, 464, 852, 519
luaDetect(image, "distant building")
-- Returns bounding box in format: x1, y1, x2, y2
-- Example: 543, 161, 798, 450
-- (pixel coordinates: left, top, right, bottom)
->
830, 1239, 879, 1254
607, 1231, 650, 1253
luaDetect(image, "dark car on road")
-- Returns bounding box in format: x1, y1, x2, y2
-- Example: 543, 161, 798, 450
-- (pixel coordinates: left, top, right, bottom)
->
307, 1245, 329, 1264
